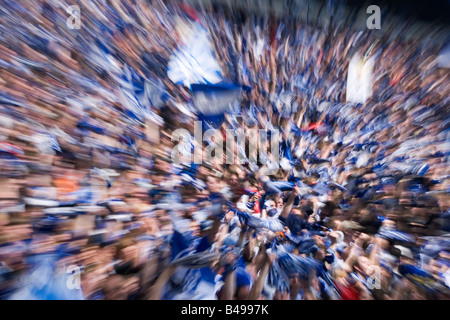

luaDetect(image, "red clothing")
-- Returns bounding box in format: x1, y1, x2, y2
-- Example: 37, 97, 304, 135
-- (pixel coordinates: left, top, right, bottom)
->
334, 282, 360, 300
246, 188, 261, 214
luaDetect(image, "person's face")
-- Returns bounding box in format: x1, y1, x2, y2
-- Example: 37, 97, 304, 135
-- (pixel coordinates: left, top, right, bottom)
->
289, 273, 302, 293
206, 176, 220, 193
120, 245, 138, 263
155, 159, 170, 172
310, 275, 320, 292
277, 198, 284, 208
152, 174, 164, 185
228, 174, 239, 188
292, 208, 303, 218
315, 248, 325, 261
190, 220, 200, 236
101, 246, 116, 263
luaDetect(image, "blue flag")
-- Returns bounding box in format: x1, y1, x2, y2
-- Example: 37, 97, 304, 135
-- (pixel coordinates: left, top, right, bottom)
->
234, 209, 285, 232
8, 252, 84, 300
191, 83, 242, 116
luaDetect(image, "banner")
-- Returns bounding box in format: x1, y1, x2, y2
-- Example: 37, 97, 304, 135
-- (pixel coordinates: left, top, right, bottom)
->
346, 53, 374, 103
167, 21, 223, 87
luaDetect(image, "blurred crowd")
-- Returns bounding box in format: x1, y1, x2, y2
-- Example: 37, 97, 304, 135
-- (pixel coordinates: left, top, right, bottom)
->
0, 0, 449, 300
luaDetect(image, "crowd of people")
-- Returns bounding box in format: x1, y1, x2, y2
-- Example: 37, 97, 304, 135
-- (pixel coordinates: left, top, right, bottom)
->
0, 0, 449, 300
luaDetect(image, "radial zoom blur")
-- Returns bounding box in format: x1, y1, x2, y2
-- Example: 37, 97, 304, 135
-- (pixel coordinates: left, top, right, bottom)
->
0, 0, 449, 300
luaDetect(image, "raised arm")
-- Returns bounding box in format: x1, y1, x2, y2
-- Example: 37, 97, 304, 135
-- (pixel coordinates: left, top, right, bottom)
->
218, 252, 238, 300
247, 252, 276, 300
280, 187, 300, 219
146, 264, 177, 300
